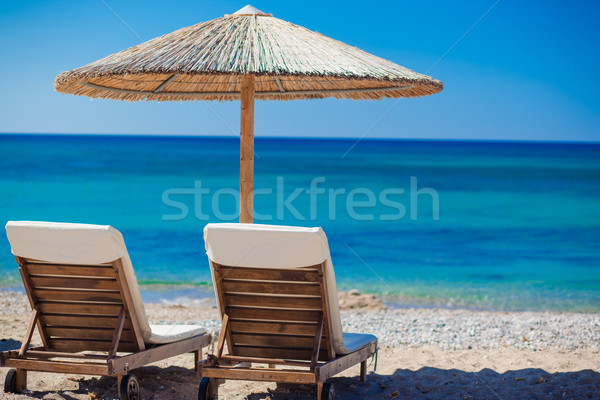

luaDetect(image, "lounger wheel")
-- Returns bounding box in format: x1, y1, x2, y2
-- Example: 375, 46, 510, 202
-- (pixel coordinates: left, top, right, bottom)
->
3, 369, 17, 393
119, 374, 140, 400
198, 377, 215, 400
321, 382, 335, 400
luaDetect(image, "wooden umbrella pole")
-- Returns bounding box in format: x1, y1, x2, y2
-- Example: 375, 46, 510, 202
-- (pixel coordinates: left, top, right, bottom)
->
240, 74, 255, 223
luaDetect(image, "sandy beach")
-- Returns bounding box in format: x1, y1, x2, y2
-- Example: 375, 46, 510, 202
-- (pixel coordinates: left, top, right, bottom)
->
1, 290, 599, 399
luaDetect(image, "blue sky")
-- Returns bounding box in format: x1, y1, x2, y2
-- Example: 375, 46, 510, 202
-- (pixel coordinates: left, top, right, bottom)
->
0, 0, 598, 141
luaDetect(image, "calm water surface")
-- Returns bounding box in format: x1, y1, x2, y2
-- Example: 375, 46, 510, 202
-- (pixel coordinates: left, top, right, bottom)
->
0, 134, 598, 311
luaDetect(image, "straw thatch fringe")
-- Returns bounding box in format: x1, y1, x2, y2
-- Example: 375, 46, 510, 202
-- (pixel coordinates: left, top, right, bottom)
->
55, 13, 442, 101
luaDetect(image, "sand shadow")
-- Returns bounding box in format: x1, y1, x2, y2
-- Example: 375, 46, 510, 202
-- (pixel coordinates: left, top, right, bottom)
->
247, 367, 600, 399
335, 367, 600, 400
1, 365, 199, 400
3, 365, 599, 399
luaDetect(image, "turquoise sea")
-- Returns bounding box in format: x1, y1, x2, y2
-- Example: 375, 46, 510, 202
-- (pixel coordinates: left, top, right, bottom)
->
0, 134, 599, 312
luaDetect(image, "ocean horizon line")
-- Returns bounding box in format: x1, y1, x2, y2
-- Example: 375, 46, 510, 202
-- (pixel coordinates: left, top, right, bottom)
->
1, 132, 599, 146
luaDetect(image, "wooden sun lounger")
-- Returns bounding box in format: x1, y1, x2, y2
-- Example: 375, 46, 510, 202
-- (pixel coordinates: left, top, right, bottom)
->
1, 222, 212, 400
199, 261, 377, 400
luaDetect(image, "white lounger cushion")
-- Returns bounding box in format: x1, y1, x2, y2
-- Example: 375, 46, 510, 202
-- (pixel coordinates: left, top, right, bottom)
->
148, 324, 207, 344
204, 223, 377, 355
342, 333, 378, 353
5, 221, 206, 345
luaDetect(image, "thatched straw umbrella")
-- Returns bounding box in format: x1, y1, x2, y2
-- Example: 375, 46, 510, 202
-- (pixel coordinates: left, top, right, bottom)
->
55, 5, 443, 223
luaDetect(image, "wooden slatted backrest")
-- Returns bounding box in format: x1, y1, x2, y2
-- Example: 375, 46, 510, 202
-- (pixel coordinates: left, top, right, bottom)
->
16, 256, 142, 354
211, 261, 335, 362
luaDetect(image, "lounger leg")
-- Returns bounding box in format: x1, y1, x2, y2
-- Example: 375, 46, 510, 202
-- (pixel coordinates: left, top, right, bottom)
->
117, 374, 123, 398
195, 349, 202, 372
207, 378, 219, 399
360, 360, 367, 382
15, 369, 27, 392
317, 382, 323, 400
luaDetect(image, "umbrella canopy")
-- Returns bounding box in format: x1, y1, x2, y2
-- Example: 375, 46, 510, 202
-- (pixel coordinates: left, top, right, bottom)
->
55, 5, 443, 222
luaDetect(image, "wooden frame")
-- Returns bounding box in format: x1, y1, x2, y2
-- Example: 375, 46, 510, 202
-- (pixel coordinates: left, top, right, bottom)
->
199, 261, 377, 400
0, 256, 211, 395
